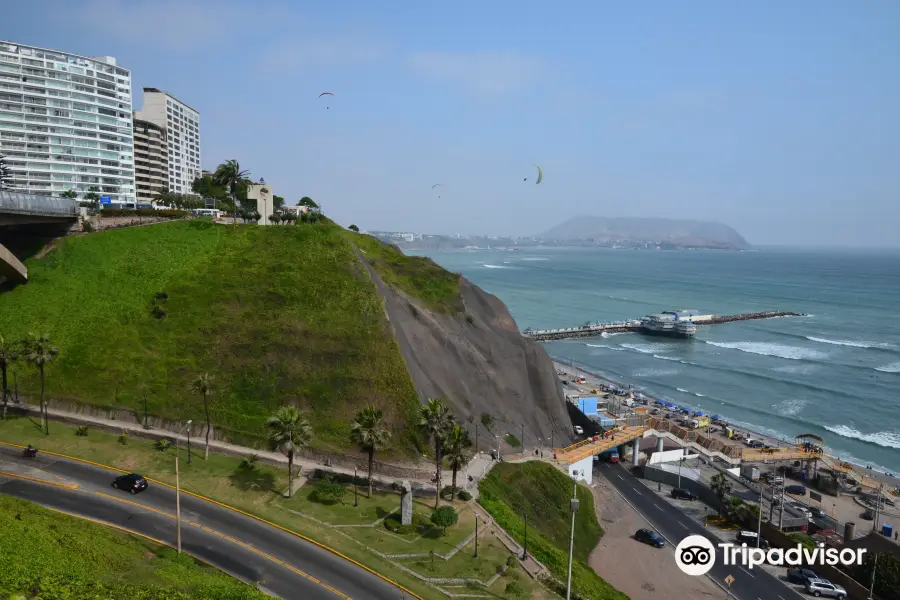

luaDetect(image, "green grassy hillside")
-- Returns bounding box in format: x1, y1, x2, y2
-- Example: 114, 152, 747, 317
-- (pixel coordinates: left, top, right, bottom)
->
479, 462, 627, 600
0, 494, 269, 599
0, 220, 441, 452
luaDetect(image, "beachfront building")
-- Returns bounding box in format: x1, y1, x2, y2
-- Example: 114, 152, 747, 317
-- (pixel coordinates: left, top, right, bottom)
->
133, 88, 201, 195
0, 40, 135, 205
132, 114, 168, 205
245, 180, 274, 225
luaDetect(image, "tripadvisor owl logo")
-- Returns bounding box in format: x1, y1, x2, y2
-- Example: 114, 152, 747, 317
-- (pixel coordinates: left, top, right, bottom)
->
675, 535, 716, 576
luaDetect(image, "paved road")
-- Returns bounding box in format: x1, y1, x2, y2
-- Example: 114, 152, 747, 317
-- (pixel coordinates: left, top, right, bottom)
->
0, 446, 411, 600
597, 462, 806, 600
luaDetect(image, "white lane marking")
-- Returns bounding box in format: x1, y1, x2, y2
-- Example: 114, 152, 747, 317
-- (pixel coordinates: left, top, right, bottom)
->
740, 566, 755, 578
678, 522, 690, 530
653, 503, 662, 510
616, 474, 622, 479
632, 488, 641, 496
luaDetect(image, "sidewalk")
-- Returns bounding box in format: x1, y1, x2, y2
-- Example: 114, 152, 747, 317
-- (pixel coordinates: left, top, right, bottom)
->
11, 402, 502, 494
0, 446, 79, 489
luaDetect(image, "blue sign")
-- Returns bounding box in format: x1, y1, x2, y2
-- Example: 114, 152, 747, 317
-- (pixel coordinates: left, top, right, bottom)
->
99, 196, 111, 204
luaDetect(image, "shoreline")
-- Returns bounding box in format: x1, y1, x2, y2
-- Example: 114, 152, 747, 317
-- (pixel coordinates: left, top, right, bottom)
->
550, 356, 900, 488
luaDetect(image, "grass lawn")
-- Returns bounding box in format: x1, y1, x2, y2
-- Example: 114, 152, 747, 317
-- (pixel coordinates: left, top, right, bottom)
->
351, 502, 475, 556
0, 220, 423, 454
352, 232, 463, 313
0, 417, 459, 600
0, 493, 269, 600
400, 534, 512, 580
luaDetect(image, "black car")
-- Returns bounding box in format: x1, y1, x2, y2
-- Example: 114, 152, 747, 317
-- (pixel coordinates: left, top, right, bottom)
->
671, 488, 696, 501
113, 473, 148, 494
787, 567, 819, 585
635, 528, 665, 548
785, 484, 807, 496
810, 507, 828, 518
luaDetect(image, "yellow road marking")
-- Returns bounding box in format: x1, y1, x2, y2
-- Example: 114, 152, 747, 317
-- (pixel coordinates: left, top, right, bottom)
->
0, 440, 421, 599
0, 470, 79, 489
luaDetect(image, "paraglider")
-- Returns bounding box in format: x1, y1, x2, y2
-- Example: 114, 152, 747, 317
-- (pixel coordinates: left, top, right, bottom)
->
524, 164, 543, 184
318, 92, 334, 109
432, 183, 441, 199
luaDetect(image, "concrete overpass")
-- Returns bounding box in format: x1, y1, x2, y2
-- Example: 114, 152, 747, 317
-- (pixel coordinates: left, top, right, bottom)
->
0, 190, 79, 284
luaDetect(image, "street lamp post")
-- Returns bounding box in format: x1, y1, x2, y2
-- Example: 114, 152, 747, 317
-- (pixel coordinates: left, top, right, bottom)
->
868, 552, 879, 600
187, 426, 192, 465
566, 472, 580, 600
677, 454, 684, 489
523, 512, 528, 560
475, 423, 478, 452
175, 419, 192, 554
354, 467, 359, 508
474, 514, 479, 558
756, 483, 764, 548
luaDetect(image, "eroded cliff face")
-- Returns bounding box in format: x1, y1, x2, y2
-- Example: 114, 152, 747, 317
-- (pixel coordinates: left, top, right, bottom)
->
360, 254, 574, 452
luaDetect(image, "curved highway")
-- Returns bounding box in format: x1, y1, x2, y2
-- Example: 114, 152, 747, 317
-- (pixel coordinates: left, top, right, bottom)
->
0, 445, 415, 600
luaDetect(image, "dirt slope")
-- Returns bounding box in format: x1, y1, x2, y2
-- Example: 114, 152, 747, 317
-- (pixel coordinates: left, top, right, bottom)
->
358, 252, 574, 452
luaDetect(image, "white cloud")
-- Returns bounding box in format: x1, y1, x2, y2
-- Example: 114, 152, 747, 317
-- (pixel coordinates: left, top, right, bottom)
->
58, 0, 249, 49
258, 36, 389, 72
407, 51, 545, 97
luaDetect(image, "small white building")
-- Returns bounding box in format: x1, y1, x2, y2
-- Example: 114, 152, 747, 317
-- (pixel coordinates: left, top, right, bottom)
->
245, 181, 274, 225
280, 205, 310, 217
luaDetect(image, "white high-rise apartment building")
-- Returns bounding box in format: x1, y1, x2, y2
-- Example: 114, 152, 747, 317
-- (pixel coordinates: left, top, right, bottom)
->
0, 41, 135, 203
134, 88, 200, 194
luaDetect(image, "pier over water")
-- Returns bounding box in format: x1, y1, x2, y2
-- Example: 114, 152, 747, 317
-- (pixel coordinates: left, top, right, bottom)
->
523, 310, 805, 341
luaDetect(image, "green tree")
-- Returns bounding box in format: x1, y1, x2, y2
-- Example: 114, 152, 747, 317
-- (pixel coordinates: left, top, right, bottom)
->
23, 333, 59, 435
266, 406, 312, 498
348, 224, 359, 232
710, 472, 732, 515
191, 174, 228, 207
419, 397, 455, 508
190, 374, 213, 460
269, 213, 281, 225
273, 195, 285, 210
0, 335, 18, 420
430, 505, 458, 535
350, 405, 392, 498
60, 189, 77, 201
0, 153, 11, 190
213, 160, 251, 225
444, 425, 472, 499
83, 186, 100, 209
297, 196, 319, 209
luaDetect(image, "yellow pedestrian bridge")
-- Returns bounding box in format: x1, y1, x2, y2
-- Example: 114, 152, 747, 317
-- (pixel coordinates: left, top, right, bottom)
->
552, 423, 879, 490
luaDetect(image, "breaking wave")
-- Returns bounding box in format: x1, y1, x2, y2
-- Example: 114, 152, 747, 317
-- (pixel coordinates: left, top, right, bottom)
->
807, 336, 895, 350
824, 425, 900, 449
482, 264, 510, 269
705, 341, 827, 361
875, 362, 900, 373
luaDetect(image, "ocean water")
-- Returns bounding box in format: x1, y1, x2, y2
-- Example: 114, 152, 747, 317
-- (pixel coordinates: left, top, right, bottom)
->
423, 247, 900, 473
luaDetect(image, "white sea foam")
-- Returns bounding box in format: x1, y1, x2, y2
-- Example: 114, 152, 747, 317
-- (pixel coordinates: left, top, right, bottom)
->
653, 355, 680, 362
824, 425, 900, 449
676, 387, 689, 393
521, 257, 548, 261
773, 364, 817, 375
621, 343, 675, 355
875, 362, 900, 373
774, 398, 808, 417
482, 264, 509, 269
585, 343, 621, 351
807, 336, 894, 350
632, 368, 679, 378
601, 331, 626, 338
693, 392, 705, 397
705, 341, 827, 361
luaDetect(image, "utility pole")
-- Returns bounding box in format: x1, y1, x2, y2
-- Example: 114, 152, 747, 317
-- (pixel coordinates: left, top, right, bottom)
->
354, 467, 359, 507
756, 483, 764, 547
523, 512, 528, 560
872, 485, 884, 532
677, 454, 684, 489
143, 392, 149, 429
779, 483, 785, 530
475, 423, 478, 452
868, 552, 879, 599
566, 472, 580, 600
521, 423, 525, 452
175, 420, 192, 553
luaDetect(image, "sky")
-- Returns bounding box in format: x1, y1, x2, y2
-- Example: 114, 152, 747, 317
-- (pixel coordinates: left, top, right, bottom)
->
4, 1, 899, 246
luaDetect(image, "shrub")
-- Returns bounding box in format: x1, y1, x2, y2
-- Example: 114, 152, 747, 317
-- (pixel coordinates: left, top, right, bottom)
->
481, 413, 493, 428
240, 453, 259, 471
384, 517, 419, 535
151, 305, 167, 320
74, 426, 89, 437
82, 220, 94, 233
100, 208, 187, 218
506, 554, 519, 569
505, 581, 524, 597
118, 431, 128, 445
504, 433, 521, 448
465, 314, 474, 324
457, 490, 473, 501
440, 485, 455, 500
430, 505, 458, 535
314, 476, 346, 504
155, 438, 171, 452
154, 291, 168, 301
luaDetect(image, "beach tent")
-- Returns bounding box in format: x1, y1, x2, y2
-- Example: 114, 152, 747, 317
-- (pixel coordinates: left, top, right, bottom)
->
694, 410, 705, 416
712, 414, 724, 420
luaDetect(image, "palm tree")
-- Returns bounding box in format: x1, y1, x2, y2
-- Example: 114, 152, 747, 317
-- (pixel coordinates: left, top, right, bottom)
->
444, 425, 473, 500
190, 374, 213, 459
60, 189, 77, 201
0, 335, 18, 420
710, 472, 732, 515
266, 406, 312, 497
22, 333, 59, 435
350, 405, 392, 498
419, 398, 455, 508
213, 160, 250, 225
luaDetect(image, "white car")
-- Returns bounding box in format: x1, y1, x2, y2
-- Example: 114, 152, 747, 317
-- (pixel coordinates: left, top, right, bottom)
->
805, 578, 847, 598
574, 425, 584, 435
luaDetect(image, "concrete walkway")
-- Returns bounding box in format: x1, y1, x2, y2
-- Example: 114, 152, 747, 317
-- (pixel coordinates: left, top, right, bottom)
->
11, 402, 502, 493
